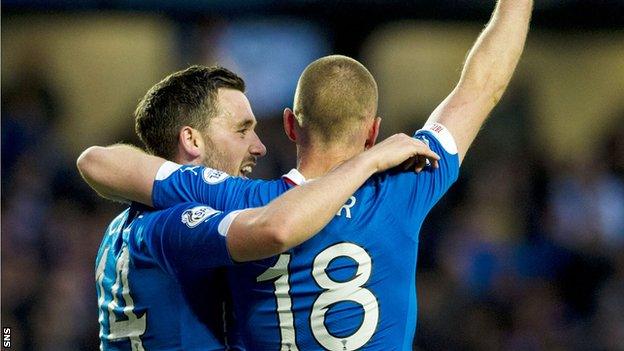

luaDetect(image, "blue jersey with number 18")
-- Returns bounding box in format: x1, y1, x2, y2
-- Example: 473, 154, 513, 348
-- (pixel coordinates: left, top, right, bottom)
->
95, 202, 245, 350
152, 124, 460, 350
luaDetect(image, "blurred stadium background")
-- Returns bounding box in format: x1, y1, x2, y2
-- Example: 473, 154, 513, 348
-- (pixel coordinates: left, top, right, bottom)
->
2, 0, 623, 350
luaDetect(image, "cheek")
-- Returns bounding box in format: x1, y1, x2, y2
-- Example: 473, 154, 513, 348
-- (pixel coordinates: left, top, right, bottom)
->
211, 133, 251, 165
221, 140, 248, 167
229, 139, 250, 156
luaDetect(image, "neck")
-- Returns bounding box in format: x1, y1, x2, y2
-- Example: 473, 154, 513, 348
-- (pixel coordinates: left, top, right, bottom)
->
295, 143, 364, 179
174, 154, 201, 166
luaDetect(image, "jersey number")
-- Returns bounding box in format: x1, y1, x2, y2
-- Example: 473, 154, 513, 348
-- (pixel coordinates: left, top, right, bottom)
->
96, 245, 146, 350
256, 243, 379, 351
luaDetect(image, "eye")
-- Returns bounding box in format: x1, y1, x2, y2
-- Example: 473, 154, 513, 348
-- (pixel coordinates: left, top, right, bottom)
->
237, 128, 248, 136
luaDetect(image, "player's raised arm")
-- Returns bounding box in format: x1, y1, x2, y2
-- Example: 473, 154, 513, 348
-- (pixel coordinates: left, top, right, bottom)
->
77, 144, 164, 206
227, 134, 439, 261
426, 0, 532, 163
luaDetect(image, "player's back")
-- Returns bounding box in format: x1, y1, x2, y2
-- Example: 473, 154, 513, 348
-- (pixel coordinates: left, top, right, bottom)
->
227, 170, 431, 350
95, 205, 240, 350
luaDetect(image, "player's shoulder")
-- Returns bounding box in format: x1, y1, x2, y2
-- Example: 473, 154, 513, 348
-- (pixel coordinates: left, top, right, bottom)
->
99, 208, 137, 258
104, 208, 132, 235
366, 168, 415, 188
235, 174, 291, 202
122, 205, 188, 254
361, 166, 436, 207
343, 171, 405, 210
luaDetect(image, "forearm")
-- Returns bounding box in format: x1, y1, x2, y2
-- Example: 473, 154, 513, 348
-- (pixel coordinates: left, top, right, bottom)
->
76, 144, 164, 206
263, 152, 376, 239
228, 153, 377, 261
428, 0, 532, 160
460, 0, 532, 95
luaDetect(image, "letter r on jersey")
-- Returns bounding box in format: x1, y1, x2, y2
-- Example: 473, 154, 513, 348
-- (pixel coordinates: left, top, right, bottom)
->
336, 196, 356, 219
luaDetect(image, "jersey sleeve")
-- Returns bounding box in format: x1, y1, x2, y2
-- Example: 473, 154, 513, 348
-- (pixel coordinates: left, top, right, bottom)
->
151, 162, 255, 210
140, 203, 244, 278
392, 122, 460, 220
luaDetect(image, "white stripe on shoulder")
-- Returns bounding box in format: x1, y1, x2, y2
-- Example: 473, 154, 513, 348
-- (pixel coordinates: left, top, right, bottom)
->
155, 161, 182, 180
217, 210, 246, 237
419, 122, 458, 155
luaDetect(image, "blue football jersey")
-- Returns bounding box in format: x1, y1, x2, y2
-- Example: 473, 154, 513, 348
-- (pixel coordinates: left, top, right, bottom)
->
95, 202, 245, 350
152, 124, 460, 350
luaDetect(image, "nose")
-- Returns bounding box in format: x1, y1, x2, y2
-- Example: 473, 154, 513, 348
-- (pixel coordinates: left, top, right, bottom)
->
249, 131, 267, 157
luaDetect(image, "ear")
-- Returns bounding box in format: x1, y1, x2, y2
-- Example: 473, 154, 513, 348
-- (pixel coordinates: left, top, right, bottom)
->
365, 116, 382, 149
178, 126, 203, 161
283, 108, 299, 143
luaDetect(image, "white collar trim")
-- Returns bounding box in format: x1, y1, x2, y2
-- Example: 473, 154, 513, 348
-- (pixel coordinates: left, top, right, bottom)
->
282, 168, 307, 185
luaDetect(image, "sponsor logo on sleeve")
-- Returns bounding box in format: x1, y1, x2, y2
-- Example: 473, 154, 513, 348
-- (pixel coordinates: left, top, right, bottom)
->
202, 168, 229, 184
180, 166, 201, 176
181, 206, 220, 228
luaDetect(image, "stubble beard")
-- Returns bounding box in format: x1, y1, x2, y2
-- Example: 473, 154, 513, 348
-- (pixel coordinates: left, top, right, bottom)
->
202, 137, 239, 176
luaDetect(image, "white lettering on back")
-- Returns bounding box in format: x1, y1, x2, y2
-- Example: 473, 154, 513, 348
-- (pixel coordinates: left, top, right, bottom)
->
336, 196, 356, 219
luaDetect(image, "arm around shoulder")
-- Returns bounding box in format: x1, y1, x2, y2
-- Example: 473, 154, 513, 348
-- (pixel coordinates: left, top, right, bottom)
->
76, 144, 165, 206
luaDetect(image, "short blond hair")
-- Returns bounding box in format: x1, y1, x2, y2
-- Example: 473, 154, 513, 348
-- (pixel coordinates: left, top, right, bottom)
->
293, 55, 378, 144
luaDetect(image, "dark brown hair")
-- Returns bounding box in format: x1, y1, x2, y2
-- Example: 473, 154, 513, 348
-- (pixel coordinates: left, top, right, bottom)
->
135, 65, 245, 159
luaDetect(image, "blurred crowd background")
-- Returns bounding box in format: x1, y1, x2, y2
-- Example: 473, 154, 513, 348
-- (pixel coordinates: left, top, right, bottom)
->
2, 1, 623, 350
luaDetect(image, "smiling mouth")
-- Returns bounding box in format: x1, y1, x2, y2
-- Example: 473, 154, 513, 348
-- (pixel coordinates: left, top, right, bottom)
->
240, 165, 254, 176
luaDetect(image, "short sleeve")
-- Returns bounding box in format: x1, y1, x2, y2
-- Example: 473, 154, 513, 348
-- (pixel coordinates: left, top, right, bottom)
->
139, 203, 244, 278
386, 122, 460, 221
152, 164, 254, 210
412, 122, 461, 199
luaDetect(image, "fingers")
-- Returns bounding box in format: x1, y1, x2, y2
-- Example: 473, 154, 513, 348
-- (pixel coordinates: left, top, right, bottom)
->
412, 156, 437, 173
400, 134, 440, 172
372, 133, 442, 172
414, 156, 427, 173
413, 142, 440, 162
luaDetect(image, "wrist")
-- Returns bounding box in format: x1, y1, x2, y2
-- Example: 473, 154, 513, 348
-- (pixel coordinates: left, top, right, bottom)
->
354, 149, 380, 175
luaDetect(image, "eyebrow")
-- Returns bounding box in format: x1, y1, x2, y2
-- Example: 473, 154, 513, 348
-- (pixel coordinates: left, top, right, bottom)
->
236, 119, 255, 129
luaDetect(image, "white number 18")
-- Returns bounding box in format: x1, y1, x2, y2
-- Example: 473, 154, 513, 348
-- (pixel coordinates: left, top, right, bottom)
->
257, 243, 379, 351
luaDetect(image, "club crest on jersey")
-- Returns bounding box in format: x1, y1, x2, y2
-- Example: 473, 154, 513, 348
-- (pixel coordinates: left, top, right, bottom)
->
203, 168, 229, 184
181, 206, 220, 228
